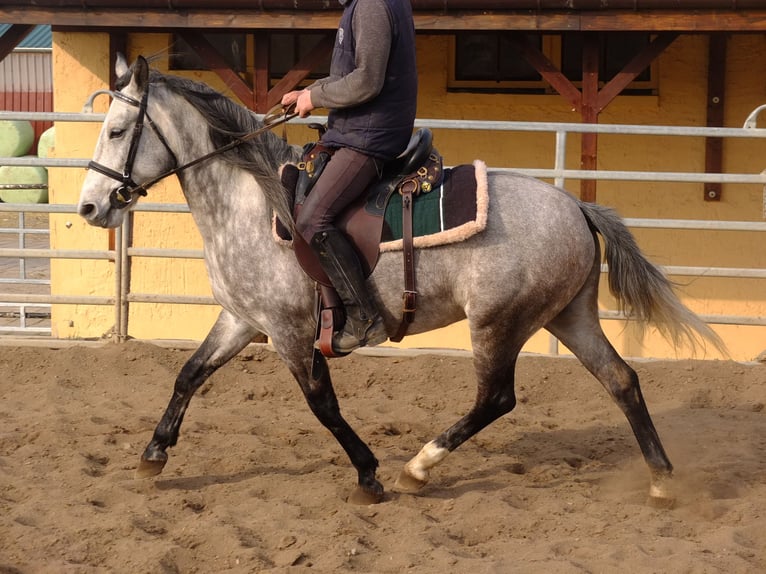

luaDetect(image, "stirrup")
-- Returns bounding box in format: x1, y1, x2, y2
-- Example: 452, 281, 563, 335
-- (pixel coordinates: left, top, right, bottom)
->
332, 315, 387, 355
315, 314, 386, 357
315, 308, 349, 358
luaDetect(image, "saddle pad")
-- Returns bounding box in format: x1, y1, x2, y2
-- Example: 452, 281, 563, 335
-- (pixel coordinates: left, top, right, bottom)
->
272, 159, 488, 251
380, 160, 488, 252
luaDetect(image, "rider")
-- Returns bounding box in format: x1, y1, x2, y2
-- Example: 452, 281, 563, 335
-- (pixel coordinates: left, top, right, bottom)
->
281, 0, 418, 355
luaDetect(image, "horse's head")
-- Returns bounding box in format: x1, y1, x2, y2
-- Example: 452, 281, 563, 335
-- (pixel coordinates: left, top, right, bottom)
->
78, 55, 177, 228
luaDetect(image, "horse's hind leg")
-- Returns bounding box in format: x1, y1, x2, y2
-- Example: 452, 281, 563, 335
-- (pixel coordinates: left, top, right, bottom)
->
137, 310, 258, 477
394, 334, 521, 493
546, 286, 674, 506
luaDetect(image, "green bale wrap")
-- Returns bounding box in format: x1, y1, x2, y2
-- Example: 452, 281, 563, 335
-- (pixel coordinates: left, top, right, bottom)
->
37, 126, 55, 158
0, 161, 49, 203
0, 120, 35, 157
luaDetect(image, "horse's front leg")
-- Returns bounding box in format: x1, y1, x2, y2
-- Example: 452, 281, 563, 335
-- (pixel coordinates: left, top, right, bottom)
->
137, 311, 258, 477
281, 343, 382, 504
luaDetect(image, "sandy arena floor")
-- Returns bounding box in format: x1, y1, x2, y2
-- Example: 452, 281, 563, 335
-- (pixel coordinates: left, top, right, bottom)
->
0, 341, 764, 573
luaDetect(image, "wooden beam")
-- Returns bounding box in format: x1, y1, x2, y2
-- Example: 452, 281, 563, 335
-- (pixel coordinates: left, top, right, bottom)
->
580, 33, 600, 203
415, 12, 581, 31
704, 33, 726, 202
177, 30, 255, 108
0, 24, 34, 61
510, 33, 582, 112
513, 30, 680, 203
0, 8, 342, 30
580, 10, 766, 32
596, 32, 677, 112
253, 33, 270, 113
6, 8, 766, 32
266, 33, 334, 110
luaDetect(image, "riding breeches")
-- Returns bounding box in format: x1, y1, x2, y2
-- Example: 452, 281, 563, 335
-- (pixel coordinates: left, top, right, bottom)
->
295, 146, 381, 244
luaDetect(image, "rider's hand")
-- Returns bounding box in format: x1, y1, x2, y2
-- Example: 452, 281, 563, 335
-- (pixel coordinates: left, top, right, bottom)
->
282, 89, 314, 118
294, 89, 315, 118
281, 90, 300, 106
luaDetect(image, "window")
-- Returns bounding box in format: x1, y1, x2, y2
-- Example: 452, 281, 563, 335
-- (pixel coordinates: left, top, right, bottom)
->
169, 32, 330, 83
269, 33, 331, 81
170, 33, 246, 73
454, 33, 542, 83
451, 33, 550, 93
450, 32, 657, 95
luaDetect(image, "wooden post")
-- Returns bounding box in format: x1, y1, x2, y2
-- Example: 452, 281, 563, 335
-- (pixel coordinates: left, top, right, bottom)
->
253, 32, 270, 113
705, 33, 727, 202
580, 33, 600, 203
108, 33, 128, 254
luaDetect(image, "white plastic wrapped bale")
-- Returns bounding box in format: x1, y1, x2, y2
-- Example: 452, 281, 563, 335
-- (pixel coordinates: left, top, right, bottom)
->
37, 126, 55, 158
0, 120, 35, 157
0, 161, 49, 203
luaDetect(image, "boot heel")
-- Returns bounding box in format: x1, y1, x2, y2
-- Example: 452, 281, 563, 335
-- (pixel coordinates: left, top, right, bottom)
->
364, 317, 388, 347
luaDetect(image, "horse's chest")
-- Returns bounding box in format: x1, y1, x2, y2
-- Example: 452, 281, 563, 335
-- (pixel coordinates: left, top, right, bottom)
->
203, 240, 296, 312
203, 244, 256, 301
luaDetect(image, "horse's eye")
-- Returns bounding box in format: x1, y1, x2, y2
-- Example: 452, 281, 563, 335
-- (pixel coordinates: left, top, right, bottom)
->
109, 128, 126, 139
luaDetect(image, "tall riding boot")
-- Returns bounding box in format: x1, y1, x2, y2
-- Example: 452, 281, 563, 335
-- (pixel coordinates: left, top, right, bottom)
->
311, 229, 388, 354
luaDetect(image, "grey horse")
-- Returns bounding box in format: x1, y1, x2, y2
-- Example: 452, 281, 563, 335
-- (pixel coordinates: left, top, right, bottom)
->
78, 55, 724, 506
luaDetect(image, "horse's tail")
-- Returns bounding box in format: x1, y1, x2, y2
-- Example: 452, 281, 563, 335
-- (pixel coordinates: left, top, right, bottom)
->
578, 201, 728, 356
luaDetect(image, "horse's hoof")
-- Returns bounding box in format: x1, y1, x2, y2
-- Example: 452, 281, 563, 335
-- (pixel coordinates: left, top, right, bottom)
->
135, 456, 167, 478
348, 485, 384, 505
393, 469, 427, 493
647, 474, 675, 508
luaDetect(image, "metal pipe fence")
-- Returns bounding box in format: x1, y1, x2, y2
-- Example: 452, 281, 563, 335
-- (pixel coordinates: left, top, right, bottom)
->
1, 108, 764, 343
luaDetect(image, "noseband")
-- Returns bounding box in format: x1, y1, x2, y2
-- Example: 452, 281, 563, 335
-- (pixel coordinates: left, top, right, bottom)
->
86, 89, 179, 210
86, 87, 297, 210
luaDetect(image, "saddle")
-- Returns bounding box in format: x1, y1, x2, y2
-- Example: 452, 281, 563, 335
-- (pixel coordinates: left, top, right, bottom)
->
279, 128, 443, 353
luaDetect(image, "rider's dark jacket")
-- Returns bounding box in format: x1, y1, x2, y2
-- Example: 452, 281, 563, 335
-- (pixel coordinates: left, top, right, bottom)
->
319, 0, 418, 160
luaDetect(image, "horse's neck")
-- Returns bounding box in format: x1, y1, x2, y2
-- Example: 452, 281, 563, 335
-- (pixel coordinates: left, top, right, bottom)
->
177, 163, 273, 245
161, 106, 271, 240
156, 92, 294, 272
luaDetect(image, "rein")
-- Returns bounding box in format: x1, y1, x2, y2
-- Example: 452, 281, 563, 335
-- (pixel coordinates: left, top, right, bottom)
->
86, 87, 297, 210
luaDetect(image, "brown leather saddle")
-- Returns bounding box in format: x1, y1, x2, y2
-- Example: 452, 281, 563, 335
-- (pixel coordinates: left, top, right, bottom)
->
278, 128, 443, 353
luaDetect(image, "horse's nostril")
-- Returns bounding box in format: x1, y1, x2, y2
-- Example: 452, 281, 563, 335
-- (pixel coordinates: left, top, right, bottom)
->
78, 203, 96, 218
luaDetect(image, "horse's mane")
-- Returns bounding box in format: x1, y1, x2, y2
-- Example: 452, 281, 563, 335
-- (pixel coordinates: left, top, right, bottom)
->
136, 69, 301, 227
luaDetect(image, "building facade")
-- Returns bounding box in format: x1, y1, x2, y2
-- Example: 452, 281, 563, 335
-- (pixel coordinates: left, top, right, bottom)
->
1, 4, 764, 360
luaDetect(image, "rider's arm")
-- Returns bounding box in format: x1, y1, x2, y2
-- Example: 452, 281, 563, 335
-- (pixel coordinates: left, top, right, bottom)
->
309, 0, 393, 110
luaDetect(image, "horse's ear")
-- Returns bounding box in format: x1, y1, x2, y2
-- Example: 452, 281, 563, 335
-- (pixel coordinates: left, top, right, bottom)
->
130, 56, 150, 93
115, 52, 129, 78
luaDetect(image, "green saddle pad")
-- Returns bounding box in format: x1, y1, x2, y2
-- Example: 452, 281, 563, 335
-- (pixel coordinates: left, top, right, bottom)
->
383, 164, 479, 242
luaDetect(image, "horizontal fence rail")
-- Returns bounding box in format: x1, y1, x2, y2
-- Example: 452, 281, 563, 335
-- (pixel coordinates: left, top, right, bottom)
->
1, 108, 765, 346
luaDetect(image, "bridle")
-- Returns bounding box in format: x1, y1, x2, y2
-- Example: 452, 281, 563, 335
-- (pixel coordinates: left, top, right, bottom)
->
85, 86, 297, 210
86, 89, 178, 210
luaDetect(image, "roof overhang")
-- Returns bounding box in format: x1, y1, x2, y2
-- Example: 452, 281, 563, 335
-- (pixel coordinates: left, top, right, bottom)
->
3, 1, 766, 32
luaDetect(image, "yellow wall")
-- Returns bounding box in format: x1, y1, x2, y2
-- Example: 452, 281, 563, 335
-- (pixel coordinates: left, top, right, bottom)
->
50, 32, 222, 341
50, 32, 766, 361
49, 32, 115, 339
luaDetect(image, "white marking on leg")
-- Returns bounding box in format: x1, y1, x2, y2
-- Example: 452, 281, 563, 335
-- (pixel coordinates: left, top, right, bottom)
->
649, 478, 672, 500
404, 440, 450, 483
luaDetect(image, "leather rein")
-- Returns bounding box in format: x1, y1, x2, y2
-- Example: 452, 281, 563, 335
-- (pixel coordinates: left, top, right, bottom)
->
85, 87, 297, 210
